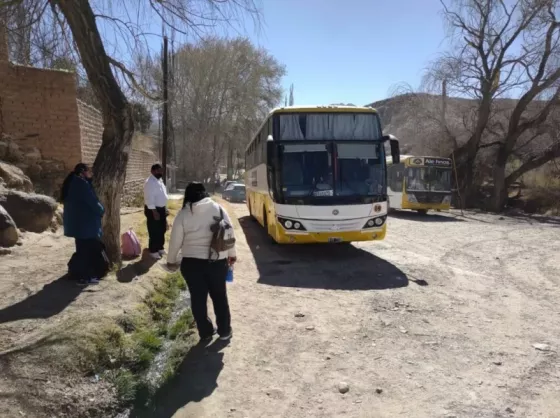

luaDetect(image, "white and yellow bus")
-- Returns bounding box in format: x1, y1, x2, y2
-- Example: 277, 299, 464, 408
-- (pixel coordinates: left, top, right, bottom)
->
387, 154, 453, 214
244, 105, 400, 244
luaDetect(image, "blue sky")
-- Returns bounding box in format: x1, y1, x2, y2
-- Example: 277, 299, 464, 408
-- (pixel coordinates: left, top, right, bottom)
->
253, 0, 447, 106
97, 0, 448, 106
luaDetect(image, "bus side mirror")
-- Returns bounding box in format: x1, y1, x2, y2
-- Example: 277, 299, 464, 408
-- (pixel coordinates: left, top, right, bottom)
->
267, 140, 275, 161
390, 139, 400, 165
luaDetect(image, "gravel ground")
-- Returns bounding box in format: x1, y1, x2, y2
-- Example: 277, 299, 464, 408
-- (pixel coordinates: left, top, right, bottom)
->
150, 205, 560, 418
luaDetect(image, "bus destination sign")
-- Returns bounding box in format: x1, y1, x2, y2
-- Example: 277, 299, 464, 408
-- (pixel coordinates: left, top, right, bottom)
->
424, 157, 451, 167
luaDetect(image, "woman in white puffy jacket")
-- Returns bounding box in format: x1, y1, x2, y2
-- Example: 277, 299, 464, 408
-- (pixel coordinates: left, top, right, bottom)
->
167, 182, 236, 342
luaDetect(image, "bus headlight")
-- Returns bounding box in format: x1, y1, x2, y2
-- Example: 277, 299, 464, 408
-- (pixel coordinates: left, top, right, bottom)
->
363, 216, 386, 229
277, 217, 306, 231
408, 194, 418, 203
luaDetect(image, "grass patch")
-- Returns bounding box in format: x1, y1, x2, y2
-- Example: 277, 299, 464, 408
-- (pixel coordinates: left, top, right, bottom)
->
74, 271, 194, 408
168, 310, 195, 340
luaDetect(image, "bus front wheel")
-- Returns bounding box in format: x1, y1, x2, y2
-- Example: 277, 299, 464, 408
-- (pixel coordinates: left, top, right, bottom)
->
417, 209, 428, 215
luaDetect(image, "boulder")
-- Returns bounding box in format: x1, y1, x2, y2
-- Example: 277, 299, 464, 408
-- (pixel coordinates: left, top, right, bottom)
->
0, 189, 57, 233
0, 161, 33, 192
6, 141, 24, 163
0, 204, 18, 248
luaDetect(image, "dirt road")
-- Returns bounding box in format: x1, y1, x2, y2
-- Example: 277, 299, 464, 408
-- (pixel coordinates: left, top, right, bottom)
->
150, 205, 560, 418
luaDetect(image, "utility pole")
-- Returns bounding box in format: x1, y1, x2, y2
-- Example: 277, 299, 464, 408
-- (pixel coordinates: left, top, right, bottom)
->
161, 35, 169, 185
441, 78, 447, 131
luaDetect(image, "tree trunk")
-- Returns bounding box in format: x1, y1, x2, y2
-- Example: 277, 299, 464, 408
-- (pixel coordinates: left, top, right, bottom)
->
227, 142, 234, 180
451, 147, 478, 207
55, 0, 134, 264
492, 151, 508, 213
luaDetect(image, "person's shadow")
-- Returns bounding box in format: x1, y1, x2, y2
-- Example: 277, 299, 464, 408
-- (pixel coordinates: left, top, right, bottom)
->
0, 274, 85, 324
131, 339, 227, 417
117, 250, 159, 283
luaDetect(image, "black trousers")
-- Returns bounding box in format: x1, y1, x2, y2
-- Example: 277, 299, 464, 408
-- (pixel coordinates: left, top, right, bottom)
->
145, 206, 167, 253
74, 238, 102, 280
180, 257, 231, 338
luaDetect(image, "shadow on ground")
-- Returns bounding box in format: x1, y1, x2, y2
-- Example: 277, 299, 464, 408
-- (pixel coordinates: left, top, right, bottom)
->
239, 216, 409, 290
0, 274, 87, 324
503, 211, 560, 226
131, 339, 227, 418
388, 210, 465, 223
117, 250, 158, 283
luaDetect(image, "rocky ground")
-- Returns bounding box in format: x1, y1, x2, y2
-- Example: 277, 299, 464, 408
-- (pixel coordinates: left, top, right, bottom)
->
150, 205, 560, 418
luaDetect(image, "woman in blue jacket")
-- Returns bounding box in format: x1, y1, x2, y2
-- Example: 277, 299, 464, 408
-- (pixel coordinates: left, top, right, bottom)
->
60, 163, 105, 285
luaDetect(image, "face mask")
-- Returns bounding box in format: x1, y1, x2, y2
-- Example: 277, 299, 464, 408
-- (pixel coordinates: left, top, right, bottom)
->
154, 173, 163, 179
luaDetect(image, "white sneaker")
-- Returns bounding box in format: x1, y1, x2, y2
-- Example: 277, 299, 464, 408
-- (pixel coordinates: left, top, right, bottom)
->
219, 332, 232, 341
150, 252, 162, 260
159, 250, 167, 256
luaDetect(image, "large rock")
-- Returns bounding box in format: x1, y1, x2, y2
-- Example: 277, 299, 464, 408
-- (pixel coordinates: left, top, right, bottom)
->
0, 204, 18, 247
0, 161, 33, 192
0, 189, 57, 233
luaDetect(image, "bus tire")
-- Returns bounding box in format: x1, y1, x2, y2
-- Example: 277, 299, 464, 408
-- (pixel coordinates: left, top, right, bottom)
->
417, 209, 428, 215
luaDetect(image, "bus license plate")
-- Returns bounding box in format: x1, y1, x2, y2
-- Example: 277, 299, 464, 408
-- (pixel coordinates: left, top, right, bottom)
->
328, 237, 343, 243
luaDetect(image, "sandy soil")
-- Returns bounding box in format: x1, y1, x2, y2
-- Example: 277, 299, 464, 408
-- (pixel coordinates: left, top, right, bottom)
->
151, 205, 560, 418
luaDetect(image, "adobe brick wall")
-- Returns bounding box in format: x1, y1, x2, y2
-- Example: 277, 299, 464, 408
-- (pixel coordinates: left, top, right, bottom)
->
0, 25, 155, 201
76, 100, 156, 202
0, 61, 82, 170
77, 100, 103, 166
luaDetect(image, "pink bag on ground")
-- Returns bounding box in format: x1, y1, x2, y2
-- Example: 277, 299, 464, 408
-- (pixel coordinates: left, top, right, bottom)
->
121, 228, 142, 258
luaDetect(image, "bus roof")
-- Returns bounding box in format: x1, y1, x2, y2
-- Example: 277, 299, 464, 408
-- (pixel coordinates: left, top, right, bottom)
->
270, 105, 378, 114
245, 105, 380, 152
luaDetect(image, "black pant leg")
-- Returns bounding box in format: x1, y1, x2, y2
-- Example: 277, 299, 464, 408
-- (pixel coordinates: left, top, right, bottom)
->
157, 206, 167, 251
75, 238, 97, 280
145, 206, 158, 253
206, 259, 231, 337
181, 258, 214, 338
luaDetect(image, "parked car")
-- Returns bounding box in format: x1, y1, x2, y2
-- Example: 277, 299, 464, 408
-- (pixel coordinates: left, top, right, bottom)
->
222, 183, 246, 203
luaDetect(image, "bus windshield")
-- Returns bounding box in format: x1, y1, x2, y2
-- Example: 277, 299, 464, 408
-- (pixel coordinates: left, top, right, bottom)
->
279, 142, 384, 198
406, 167, 452, 192
280, 144, 334, 197
336, 143, 384, 196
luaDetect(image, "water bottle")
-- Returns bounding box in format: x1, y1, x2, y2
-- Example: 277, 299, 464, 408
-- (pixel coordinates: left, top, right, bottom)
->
226, 266, 234, 283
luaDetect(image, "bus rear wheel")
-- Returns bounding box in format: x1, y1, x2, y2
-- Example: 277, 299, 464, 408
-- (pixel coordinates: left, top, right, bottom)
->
417, 209, 428, 215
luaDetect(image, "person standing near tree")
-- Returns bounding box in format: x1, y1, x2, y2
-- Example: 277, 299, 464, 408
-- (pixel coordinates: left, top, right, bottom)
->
144, 164, 169, 259
60, 163, 106, 286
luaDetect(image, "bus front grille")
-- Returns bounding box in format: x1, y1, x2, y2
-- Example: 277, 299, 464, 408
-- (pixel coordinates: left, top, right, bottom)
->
414, 193, 444, 204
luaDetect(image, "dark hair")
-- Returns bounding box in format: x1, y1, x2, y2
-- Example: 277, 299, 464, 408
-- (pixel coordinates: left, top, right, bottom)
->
59, 163, 89, 202
151, 163, 162, 172
182, 182, 209, 210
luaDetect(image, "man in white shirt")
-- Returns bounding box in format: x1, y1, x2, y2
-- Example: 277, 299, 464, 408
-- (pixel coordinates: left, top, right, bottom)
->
144, 163, 169, 259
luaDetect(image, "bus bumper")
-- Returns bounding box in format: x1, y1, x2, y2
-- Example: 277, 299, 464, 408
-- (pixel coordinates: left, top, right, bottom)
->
274, 224, 387, 244
402, 202, 451, 211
